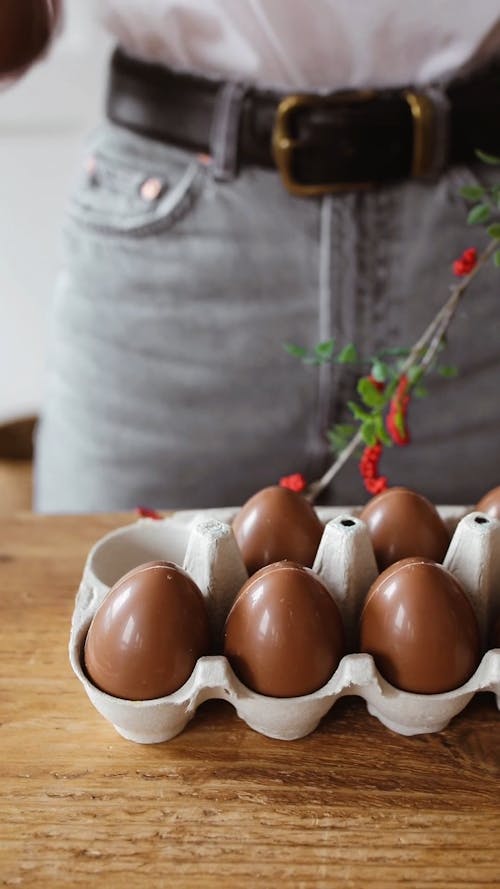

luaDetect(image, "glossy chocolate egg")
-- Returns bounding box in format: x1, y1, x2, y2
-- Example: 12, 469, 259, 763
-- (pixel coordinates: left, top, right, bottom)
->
232, 485, 323, 575
84, 560, 210, 700
359, 486, 450, 571
360, 557, 481, 694
224, 561, 345, 697
475, 485, 500, 520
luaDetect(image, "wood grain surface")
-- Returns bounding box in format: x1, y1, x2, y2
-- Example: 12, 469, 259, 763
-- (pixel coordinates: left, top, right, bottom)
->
0, 461, 32, 513
0, 513, 499, 889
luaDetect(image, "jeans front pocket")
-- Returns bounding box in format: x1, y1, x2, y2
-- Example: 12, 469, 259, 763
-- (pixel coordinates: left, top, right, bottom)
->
67, 123, 206, 239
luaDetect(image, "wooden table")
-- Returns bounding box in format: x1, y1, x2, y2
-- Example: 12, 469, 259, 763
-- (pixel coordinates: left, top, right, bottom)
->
1, 513, 499, 888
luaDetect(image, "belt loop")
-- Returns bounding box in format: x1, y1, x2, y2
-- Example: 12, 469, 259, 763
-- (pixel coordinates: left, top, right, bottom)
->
421, 85, 451, 179
209, 81, 248, 181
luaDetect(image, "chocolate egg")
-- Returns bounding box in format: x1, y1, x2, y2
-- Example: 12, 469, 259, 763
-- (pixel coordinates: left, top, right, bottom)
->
232, 485, 324, 575
475, 485, 500, 520
360, 557, 481, 694
224, 561, 345, 697
359, 486, 450, 571
84, 560, 210, 700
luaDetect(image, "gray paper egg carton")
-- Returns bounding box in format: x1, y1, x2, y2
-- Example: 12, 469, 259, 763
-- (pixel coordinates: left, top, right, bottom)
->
69, 506, 500, 743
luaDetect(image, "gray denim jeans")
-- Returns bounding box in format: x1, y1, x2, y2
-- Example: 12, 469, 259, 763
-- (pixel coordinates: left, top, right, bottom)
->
35, 110, 500, 511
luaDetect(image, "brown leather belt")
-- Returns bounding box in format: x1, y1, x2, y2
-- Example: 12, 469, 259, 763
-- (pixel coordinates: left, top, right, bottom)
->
106, 47, 500, 196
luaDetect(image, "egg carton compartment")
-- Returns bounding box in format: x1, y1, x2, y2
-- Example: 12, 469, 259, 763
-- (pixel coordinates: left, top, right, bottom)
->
69, 505, 500, 743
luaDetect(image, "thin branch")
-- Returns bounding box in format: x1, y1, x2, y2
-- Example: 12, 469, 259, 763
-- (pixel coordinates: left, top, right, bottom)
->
304, 428, 363, 503
306, 239, 498, 503
417, 239, 498, 374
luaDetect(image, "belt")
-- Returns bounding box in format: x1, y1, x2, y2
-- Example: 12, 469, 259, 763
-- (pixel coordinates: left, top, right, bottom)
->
106, 47, 500, 196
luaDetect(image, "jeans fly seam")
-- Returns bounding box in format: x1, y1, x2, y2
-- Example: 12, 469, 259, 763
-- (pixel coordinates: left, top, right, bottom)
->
316, 194, 334, 453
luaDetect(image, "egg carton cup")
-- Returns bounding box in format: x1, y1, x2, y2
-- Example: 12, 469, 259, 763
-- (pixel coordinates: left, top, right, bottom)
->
69, 505, 500, 743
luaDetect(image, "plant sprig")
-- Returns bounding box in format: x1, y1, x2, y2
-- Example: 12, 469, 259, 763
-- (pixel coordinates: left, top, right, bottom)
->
283, 339, 359, 366
460, 148, 500, 267
285, 339, 457, 456
284, 149, 500, 502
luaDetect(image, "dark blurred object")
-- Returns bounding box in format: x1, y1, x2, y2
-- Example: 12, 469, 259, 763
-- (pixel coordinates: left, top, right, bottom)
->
0, 417, 36, 512
0, 416, 36, 460
0, 0, 61, 78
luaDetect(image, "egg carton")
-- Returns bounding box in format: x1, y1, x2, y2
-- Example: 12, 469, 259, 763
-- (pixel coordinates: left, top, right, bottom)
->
69, 506, 500, 743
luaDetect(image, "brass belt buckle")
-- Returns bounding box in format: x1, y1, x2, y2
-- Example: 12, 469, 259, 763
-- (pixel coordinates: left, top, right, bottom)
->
272, 90, 376, 197
404, 90, 436, 178
272, 89, 436, 196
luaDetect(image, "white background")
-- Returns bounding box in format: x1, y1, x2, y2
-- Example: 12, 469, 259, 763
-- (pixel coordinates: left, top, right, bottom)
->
0, 1, 112, 421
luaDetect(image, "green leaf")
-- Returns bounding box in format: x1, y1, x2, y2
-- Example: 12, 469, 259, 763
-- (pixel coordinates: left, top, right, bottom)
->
467, 203, 491, 225
475, 149, 500, 165
302, 356, 320, 366
394, 409, 406, 438
438, 364, 459, 378
373, 413, 392, 446
377, 346, 410, 359
413, 384, 428, 399
408, 365, 424, 385
487, 223, 500, 240
327, 423, 356, 453
357, 376, 387, 408
371, 359, 390, 382
329, 422, 356, 440
284, 342, 308, 359
360, 420, 377, 447
314, 339, 335, 360
493, 249, 500, 268
347, 400, 371, 422
337, 343, 358, 364
459, 185, 486, 201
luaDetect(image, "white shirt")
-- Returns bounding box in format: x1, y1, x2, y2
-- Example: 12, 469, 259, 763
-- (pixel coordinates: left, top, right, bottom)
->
99, 0, 500, 90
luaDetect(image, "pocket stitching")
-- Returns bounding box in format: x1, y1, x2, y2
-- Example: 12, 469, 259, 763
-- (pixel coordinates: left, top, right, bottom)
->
68, 160, 204, 238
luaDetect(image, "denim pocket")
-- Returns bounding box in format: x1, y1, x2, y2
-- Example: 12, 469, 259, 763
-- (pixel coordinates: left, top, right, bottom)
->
67, 124, 206, 238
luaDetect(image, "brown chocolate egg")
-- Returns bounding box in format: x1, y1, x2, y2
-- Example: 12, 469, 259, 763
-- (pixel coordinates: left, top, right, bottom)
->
360, 557, 481, 694
475, 485, 500, 520
359, 486, 450, 571
84, 560, 210, 700
232, 485, 323, 575
224, 561, 345, 697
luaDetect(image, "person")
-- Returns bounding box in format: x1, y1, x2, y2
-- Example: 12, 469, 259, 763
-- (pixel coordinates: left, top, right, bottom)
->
3, 1, 500, 510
